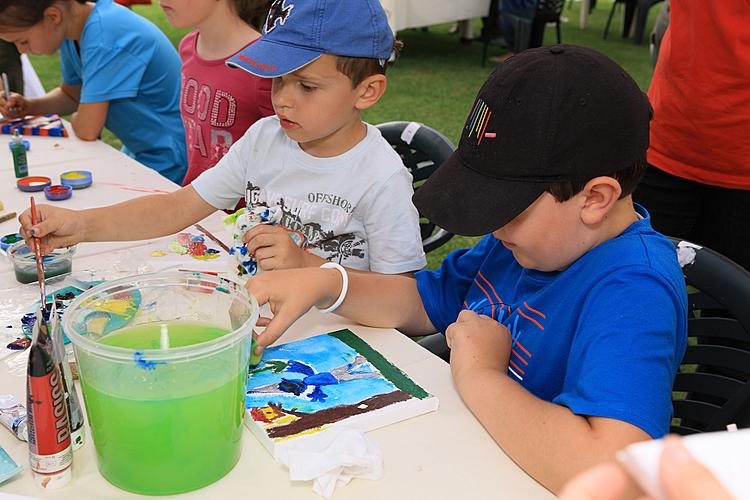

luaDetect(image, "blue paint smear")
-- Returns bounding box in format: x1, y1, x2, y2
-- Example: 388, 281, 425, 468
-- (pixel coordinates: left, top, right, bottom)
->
246, 335, 398, 414
133, 351, 167, 371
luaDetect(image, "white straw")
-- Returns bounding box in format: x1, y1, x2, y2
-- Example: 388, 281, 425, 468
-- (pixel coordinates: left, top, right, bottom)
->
160, 324, 170, 349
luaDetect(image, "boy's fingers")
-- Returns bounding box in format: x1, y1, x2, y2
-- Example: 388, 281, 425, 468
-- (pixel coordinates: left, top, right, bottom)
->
558, 463, 627, 500
660, 437, 732, 500
245, 233, 277, 253
457, 309, 478, 322
255, 309, 296, 349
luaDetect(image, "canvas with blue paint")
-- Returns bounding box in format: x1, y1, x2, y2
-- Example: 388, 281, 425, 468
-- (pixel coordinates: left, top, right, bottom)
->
245, 329, 439, 454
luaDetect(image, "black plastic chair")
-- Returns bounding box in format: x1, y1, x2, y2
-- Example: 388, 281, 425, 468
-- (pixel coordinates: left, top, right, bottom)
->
669, 238, 750, 434
481, 0, 563, 66
605, 0, 663, 44
604, 0, 637, 39
376, 121, 455, 253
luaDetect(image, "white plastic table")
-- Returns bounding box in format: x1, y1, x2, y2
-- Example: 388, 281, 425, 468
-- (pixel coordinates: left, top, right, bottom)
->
380, 0, 492, 31
0, 132, 552, 499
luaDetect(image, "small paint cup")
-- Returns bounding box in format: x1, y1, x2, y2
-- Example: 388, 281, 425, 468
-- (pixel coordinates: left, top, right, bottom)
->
60, 170, 93, 190
7, 242, 76, 284
16, 176, 51, 193
44, 184, 73, 201
0, 233, 23, 252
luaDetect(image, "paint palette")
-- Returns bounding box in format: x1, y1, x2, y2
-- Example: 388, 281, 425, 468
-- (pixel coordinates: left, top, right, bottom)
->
17, 176, 51, 192
60, 170, 93, 190
44, 184, 73, 201
0, 114, 68, 137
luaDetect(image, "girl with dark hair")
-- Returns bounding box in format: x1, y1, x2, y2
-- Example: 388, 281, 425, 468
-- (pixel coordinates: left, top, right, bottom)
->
0, 0, 187, 184
161, 0, 274, 186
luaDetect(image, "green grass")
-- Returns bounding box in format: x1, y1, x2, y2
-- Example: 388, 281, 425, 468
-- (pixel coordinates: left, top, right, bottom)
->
27, 0, 660, 269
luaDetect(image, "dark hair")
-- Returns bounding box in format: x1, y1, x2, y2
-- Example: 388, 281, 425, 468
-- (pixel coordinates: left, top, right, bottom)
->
0, 0, 85, 28
232, 0, 271, 32
335, 39, 404, 87
545, 156, 647, 202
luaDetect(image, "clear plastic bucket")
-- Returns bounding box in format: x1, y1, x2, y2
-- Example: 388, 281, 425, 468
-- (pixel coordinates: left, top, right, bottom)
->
62, 271, 257, 495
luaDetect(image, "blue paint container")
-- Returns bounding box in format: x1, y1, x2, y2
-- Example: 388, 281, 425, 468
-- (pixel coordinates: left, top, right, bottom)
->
60, 170, 93, 190
0, 233, 23, 252
16, 176, 51, 192
44, 184, 73, 201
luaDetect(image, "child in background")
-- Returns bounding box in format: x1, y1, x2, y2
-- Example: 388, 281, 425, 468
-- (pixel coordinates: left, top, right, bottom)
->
0, 0, 187, 184
161, 0, 274, 186
19, 0, 426, 276
234, 46, 688, 493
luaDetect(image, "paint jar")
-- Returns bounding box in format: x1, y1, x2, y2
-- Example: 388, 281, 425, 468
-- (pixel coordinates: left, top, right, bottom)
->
8, 243, 76, 284
62, 271, 257, 495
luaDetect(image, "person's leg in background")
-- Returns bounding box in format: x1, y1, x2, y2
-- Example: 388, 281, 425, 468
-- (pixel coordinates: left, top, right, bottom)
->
633, 164, 704, 242
695, 184, 750, 270
0, 40, 23, 94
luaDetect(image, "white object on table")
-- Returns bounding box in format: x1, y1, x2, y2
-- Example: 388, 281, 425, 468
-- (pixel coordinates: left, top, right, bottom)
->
617, 429, 750, 500
274, 427, 383, 499
379, 0, 491, 32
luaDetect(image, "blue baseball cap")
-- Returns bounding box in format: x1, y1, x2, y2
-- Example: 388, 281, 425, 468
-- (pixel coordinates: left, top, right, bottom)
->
226, 0, 394, 78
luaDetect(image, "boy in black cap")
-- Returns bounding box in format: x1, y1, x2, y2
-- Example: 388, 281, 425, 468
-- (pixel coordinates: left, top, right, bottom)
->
245, 45, 688, 492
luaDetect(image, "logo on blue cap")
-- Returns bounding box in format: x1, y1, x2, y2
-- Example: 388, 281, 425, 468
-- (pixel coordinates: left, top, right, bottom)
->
265, 0, 294, 34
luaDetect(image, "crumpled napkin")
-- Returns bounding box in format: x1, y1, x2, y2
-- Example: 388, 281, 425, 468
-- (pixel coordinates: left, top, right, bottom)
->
273, 427, 384, 498
616, 428, 750, 499
223, 205, 283, 276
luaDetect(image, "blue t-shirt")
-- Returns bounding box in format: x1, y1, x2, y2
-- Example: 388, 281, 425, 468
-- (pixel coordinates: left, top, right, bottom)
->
59, 0, 186, 184
416, 206, 687, 438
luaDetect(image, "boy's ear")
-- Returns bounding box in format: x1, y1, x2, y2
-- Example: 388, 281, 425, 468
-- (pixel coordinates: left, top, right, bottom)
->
579, 176, 622, 225
354, 74, 387, 111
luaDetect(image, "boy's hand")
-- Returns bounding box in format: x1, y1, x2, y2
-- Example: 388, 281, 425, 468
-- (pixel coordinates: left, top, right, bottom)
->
446, 309, 512, 382
0, 92, 30, 119
18, 205, 86, 254
246, 266, 343, 355
243, 225, 310, 270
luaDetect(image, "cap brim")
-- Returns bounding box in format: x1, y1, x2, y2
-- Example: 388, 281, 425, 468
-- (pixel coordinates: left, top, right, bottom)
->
413, 151, 547, 236
226, 38, 322, 78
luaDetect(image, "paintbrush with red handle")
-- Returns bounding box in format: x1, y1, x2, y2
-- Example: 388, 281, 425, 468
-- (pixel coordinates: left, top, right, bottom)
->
29, 196, 47, 308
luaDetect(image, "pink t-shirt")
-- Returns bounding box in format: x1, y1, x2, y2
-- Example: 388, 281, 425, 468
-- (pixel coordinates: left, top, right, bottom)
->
179, 31, 274, 186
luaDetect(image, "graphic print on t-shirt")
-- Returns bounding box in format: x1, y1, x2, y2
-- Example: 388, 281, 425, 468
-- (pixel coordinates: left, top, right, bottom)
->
182, 77, 237, 162
464, 271, 546, 382
246, 181, 366, 265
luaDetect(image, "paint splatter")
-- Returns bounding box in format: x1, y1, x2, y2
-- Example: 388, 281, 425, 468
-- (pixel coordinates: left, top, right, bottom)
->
133, 351, 168, 371
157, 232, 221, 260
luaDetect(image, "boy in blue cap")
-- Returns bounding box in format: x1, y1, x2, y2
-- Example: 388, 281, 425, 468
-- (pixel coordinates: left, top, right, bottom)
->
20, 0, 426, 275
239, 45, 688, 493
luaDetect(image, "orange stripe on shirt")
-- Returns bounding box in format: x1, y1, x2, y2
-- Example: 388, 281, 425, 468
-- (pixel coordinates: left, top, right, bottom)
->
524, 301, 546, 319
509, 359, 526, 375
511, 349, 528, 366
477, 271, 505, 306
518, 308, 545, 331
473, 278, 495, 319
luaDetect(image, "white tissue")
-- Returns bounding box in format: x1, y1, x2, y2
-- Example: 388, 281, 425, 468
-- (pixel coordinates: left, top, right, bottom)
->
273, 427, 383, 498
616, 429, 750, 500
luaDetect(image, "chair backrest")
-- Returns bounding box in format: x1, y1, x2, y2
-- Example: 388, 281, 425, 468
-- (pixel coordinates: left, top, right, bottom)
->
669, 238, 750, 434
375, 121, 455, 253
537, 0, 564, 18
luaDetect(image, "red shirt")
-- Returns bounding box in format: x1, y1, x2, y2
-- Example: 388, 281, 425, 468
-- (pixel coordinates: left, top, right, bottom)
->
647, 1, 750, 189
179, 31, 274, 186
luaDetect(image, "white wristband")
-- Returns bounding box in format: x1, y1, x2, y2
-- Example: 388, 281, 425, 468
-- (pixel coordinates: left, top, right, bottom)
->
318, 262, 348, 314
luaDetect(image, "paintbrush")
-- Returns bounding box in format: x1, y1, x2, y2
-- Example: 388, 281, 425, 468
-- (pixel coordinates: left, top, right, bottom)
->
29, 197, 46, 308
194, 223, 231, 253
0, 212, 16, 224
1, 72, 9, 102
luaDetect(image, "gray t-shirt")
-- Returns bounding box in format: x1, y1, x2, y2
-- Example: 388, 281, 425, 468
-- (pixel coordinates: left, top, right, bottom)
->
192, 116, 426, 273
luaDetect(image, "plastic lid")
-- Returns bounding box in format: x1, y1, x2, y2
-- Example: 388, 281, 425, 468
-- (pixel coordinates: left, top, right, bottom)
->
32, 467, 71, 490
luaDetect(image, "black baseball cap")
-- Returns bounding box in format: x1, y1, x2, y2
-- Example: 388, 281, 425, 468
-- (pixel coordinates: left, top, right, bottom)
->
413, 44, 652, 236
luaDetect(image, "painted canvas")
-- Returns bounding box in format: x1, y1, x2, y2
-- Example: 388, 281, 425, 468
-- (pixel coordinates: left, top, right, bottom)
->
245, 329, 439, 455
0, 114, 68, 137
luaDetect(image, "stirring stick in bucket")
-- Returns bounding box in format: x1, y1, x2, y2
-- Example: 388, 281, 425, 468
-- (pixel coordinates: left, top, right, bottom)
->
160, 324, 170, 349
29, 197, 46, 308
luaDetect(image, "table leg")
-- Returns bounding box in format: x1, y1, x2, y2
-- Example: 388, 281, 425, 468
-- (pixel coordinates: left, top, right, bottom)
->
580, 0, 590, 28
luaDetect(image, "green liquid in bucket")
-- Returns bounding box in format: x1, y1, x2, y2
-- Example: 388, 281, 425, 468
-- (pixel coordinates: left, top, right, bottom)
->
79, 323, 247, 495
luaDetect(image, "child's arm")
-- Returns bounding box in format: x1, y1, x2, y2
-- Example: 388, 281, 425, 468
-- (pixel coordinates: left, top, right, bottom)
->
19, 186, 217, 253
247, 267, 436, 353
447, 310, 650, 494
0, 83, 79, 120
